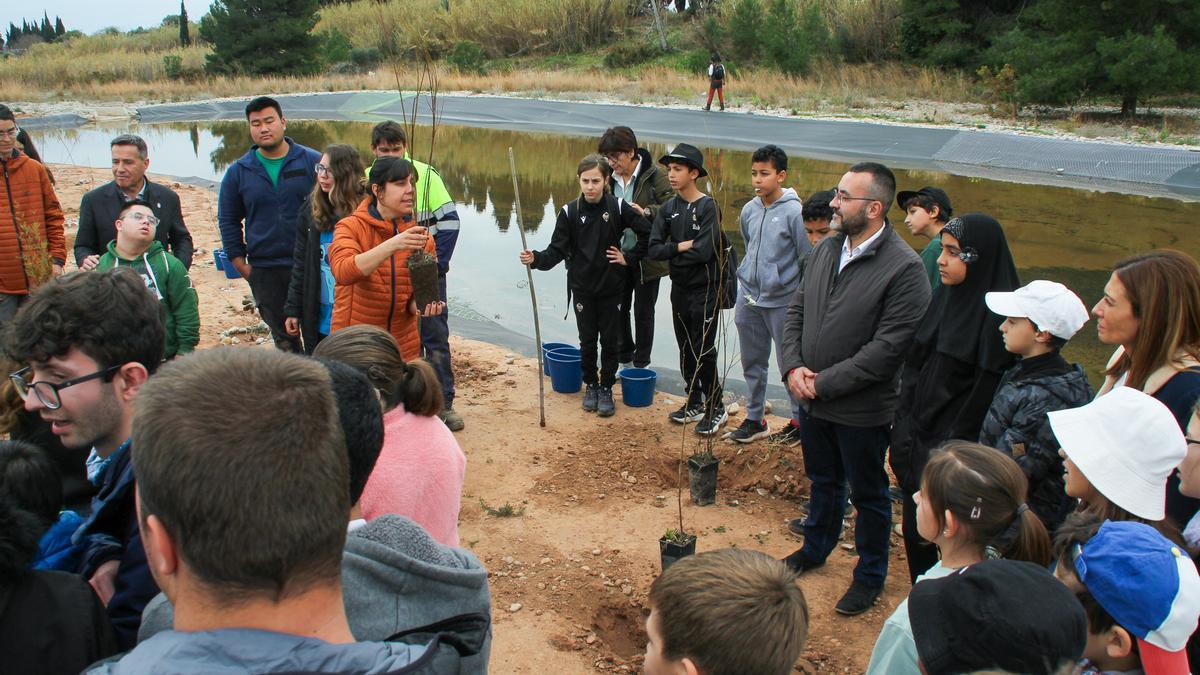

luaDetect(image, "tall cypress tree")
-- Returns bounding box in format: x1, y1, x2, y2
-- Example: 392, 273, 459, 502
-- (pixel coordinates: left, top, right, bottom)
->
40, 13, 53, 42
199, 0, 321, 76
55, 17, 65, 38
179, 2, 191, 46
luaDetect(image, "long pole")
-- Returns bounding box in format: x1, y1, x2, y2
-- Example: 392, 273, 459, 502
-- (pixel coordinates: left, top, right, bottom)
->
508, 147, 546, 427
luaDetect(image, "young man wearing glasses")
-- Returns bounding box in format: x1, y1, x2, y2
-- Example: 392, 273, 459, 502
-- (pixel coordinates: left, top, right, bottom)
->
75, 133, 194, 271
0, 104, 66, 323
95, 199, 199, 359
6, 268, 165, 649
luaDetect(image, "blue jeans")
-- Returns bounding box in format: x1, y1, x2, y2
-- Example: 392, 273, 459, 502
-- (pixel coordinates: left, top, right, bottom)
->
796, 408, 892, 587
419, 274, 455, 407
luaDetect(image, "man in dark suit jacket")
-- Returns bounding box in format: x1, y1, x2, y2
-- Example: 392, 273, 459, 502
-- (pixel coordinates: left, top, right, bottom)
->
75, 134, 194, 269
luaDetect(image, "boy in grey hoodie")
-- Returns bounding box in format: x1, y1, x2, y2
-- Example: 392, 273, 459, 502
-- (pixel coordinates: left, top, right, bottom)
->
726, 145, 811, 444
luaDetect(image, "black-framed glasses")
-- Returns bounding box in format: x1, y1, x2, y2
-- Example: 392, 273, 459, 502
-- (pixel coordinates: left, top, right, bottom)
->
9, 364, 122, 410
0, 126, 20, 139
315, 163, 330, 177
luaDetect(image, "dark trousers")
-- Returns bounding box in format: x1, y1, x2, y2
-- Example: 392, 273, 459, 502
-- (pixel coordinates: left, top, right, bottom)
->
419, 274, 455, 407
901, 489, 940, 584
671, 285, 722, 409
796, 408, 892, 588
573, 292, 622, 388
248, 266, 301, 352
0, 292, 27, 324
618, 269, 660, 368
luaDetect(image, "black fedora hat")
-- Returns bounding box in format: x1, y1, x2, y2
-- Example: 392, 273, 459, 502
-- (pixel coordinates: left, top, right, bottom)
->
658, 143, 708, 178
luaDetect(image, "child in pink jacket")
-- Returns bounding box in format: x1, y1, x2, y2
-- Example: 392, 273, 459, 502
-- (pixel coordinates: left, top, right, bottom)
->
314, 324, 465, 546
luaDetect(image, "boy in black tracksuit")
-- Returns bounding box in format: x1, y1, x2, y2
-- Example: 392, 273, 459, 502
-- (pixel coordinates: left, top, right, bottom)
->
520, 155, 651, 416
648, 144, 728, 436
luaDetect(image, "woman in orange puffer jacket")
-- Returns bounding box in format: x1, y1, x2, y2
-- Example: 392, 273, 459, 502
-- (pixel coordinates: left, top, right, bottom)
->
0, 106, 65, 312
329, 157, 443, 360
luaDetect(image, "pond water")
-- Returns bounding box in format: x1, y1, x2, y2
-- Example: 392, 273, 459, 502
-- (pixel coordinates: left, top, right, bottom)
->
28, 120, 1200, 392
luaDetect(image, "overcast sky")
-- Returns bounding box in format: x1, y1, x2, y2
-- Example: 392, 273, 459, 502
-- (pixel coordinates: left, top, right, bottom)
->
3, 0, 216, 35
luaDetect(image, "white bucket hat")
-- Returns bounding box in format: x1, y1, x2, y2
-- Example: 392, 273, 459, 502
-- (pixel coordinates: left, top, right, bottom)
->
1048, 387, 1187, 521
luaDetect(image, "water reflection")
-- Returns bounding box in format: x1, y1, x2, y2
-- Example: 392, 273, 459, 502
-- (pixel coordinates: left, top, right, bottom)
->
29, 119, 1200, 388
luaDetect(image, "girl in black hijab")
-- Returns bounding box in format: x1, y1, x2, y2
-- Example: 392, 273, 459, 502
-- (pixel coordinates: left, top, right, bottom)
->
889, 213, 1021, 583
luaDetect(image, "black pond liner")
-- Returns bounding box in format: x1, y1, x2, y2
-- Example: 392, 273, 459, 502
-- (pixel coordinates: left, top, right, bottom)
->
688, 455, 719, 506
659, 533, 697, 571
407, 250, 440, 310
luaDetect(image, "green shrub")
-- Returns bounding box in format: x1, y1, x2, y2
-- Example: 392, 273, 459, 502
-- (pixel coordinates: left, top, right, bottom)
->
349, 46, 381, 68
321, 28, 352, 65
162, 54, 183, 79
445, 40, 488, 73
678, 48, 711, 74
727, 0, 761, 62
602, 40, 660, 69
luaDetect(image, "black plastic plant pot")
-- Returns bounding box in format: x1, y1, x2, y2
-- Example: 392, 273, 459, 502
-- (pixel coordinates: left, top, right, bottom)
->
688, 455, 720, 506
659, 533, 697, 571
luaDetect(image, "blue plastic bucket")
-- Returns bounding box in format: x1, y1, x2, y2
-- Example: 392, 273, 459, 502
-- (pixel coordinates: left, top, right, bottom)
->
218, 250, 241, 280
541, 342, 575, 375
212, 248, 224, 270
618, 367, 657, 407
545, 348, 583, 394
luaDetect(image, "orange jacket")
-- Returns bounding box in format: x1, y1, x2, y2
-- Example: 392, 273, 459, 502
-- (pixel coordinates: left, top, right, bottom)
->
0, 151, 66, 294
329, 199, 436, 360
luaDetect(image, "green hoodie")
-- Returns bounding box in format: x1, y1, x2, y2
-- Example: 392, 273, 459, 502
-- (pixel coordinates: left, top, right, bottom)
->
96, 240, 199, 358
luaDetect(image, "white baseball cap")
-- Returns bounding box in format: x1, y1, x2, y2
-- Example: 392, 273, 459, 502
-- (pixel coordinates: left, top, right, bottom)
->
1049, 387, 1187, 521
985, 280, 1090, 340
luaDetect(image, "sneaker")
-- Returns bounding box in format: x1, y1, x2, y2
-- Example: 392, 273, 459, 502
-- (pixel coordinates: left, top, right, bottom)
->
782, 549, 824, 575
798, 496, 854, 520
668, 402, 705, 424
787, 518, 806, 537
766, 423, 802, 448
719, 105, 725, 111
834, 580, 882, 616
694, 405, 728, 436
723, 418, 769, 443
703, 105, 711, 111
597, 386, 615, 417
440, 407, 465, 432
582, 383, 599, 413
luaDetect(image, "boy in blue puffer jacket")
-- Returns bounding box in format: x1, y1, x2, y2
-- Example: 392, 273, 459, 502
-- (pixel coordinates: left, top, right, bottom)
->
0, 440, 86, 572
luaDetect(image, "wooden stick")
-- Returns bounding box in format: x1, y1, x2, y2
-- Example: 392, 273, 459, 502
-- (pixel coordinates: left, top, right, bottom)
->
508, 147, 546, 427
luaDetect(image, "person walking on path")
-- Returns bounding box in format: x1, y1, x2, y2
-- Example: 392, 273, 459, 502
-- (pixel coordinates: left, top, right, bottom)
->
0, 104, 65, 323
597, 126, 673, 370
217, 96, 319, 352
368, 122, 464, 432
75, 134, 194, 270
779, 162, 931, 616
704, 54, 726, 111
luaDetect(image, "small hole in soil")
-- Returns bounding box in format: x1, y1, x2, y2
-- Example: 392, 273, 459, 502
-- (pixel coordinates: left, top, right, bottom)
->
591, 601, 647, 660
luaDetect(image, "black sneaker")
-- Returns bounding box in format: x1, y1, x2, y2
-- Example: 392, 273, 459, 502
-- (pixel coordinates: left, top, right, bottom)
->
787, 518, 806, 537
782, 549, 824, 575
798, 496, 854, 520
597, 386, 615, 417
582, 383, 599, 413
766, 423, 802, 447
835, 580, 882, 616
668, 402, 705, 424
723, 418, 769, 443
694, 405, 728, 436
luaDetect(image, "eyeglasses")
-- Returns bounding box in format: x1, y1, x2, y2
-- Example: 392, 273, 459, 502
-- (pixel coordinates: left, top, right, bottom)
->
832, 189, 879, 204
0, 126, 19, 139
315, 163, 330, 177
604, 152, 629, 163
9, 364, 122, 410
123, 211, 160, 227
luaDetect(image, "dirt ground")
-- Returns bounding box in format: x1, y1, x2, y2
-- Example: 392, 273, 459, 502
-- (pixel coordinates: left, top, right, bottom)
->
52, 164, 913, 673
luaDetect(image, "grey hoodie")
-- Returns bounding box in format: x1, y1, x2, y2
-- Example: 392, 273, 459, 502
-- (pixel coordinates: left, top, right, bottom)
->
85, 628, 428, 674
137, 516, 491, 673
736, 188, 810, 308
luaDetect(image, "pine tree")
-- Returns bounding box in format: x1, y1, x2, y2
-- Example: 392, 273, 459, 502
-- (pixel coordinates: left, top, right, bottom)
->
199, 0, 321, 76
179, 1, 191, 46
55, 16, 65, 38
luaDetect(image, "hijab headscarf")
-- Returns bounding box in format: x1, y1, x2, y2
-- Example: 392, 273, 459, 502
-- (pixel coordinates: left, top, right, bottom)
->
915, 213, 1021, 373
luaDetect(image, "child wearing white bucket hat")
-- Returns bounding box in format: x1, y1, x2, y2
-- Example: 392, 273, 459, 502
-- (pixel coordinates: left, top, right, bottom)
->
1049, 386, 1188, 522
979, 280, 1094, 529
